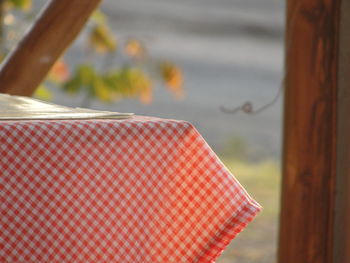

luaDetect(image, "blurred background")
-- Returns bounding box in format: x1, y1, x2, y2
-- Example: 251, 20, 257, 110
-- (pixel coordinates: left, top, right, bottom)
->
2, 0, 285, 262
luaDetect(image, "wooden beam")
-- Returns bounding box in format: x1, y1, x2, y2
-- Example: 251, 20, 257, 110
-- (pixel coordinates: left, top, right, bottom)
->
0, 0, 102, 96
278, 0, 341, 263
334, 0, 350, 262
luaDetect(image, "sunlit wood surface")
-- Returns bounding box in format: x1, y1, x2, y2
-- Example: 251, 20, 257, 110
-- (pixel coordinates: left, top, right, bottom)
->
0, 0, 102, 96
279, 0, 344, 263
334, 0, 350, 262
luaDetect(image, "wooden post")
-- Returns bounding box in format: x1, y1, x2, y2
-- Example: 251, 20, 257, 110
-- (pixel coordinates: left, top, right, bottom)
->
278, 0, 348, 263
333, 0, 350, 262
0, 0, 102, 96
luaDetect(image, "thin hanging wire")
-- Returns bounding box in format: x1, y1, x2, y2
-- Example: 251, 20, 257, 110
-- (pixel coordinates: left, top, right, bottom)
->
220, 83, 283, 115
220, 1, 300, 115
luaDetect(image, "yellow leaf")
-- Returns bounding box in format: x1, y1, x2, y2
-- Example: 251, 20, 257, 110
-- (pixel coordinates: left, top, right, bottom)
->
48, 59, 70, 83
93, 78, 112, 102
127, 68, 153, 103
106, 67, 153, 103
89, 24, 117, 53
125, 39, 146, 58
160, 62, 184, 98
90, 10, 107, 25
34, 85, 52, 100
7, 0, 32, 11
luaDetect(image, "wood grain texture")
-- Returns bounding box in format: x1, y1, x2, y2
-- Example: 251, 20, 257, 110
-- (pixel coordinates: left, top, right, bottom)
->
278, 0, 341, 263
0, 0, 102, 96
334, 0, 350, 261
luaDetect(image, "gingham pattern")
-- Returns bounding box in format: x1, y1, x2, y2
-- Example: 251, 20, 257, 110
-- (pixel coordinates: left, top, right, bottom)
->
1, 116, 261, 263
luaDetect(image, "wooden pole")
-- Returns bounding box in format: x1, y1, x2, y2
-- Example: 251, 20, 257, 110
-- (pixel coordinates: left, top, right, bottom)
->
278, 0, 344, 263
333, 0, 350, 261
0, 0, 102, 96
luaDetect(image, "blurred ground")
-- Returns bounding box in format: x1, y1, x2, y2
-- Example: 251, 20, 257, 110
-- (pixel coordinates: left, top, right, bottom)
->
219, 158, 280, 263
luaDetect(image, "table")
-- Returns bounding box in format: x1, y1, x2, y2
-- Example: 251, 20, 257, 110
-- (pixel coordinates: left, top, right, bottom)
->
1, 116, 261, 262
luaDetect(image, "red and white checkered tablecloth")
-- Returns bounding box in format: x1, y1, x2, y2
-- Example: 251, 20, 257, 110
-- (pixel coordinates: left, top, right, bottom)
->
1, 116, 261, 263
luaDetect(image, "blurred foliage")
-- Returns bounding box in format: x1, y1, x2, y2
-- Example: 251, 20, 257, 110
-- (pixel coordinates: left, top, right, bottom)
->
125, 38, 146, 58
34, 84, 52, 100
160, 61, 184, 98
63, 65, 153, 104
0, 0, 184, 105
6, 0, 32, 10
89, 24, 117, 53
